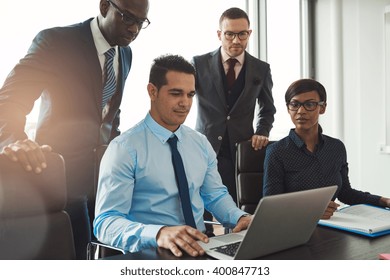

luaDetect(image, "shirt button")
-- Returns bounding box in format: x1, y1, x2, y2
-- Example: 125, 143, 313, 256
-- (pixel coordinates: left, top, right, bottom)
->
227, 116, 230, 120
218, 136, 223, 141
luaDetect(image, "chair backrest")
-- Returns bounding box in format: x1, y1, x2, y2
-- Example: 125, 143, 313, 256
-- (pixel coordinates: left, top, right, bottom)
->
0, 152, 75, 260
235, 140, 274, 214
88, 144, 124, 259
88, 144, 109, 228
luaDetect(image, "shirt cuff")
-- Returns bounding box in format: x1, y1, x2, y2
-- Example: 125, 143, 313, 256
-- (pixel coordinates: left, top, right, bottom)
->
232, 209, 249, 225
140, 224, 165, 248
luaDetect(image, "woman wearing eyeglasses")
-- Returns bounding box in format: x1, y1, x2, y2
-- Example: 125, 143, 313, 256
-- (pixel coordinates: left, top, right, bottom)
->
263, 79, 390, 218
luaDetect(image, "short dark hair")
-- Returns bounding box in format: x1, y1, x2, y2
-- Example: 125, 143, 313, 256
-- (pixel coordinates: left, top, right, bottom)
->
219, 7, 250, 29
285, 79, 327, 103
149, 54, 196, 90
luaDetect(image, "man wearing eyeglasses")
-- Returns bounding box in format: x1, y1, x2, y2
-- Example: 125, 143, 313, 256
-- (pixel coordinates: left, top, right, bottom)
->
192, 7, 276, 234
0, 0, 149, 259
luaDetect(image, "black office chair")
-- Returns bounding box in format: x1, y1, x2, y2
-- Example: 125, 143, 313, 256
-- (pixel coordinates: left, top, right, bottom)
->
0, 152, 76, 259
235, 140, 274, 214
87, 144, 125, 260
87, 144, 109, 229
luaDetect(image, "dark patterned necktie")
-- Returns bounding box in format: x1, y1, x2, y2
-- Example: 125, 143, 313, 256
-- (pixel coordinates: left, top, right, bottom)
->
102, 48, 116, 108
167, 135, 197, 228
226, 58, 238, 89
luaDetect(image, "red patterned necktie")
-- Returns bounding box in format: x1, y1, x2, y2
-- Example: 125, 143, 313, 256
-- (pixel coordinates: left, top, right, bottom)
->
226, 58, 238, 89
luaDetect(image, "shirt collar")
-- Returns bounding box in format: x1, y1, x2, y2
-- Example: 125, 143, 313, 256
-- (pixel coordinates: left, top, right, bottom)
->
220, 48, 245, 66
144, 112, 184, 144
289, 126, 325, 149
289, 129, 305, 149
90, 17, 117, 56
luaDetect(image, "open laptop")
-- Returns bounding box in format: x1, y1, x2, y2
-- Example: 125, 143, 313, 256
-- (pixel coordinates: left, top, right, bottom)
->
198, 185, 337, 260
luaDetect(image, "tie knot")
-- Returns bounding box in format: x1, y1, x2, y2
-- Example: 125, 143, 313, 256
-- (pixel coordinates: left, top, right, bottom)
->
105, 48, 116, 59
227, 58, 238, 68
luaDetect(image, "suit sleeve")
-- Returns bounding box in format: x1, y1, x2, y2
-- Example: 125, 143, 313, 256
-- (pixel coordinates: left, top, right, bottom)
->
0, 30, 52, 147
255, 66, 276, 136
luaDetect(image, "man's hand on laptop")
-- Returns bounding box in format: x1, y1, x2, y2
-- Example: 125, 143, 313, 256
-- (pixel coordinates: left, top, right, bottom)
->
232, 214, 252, 233
156, 225, 209, 258
322, 201, 340, 219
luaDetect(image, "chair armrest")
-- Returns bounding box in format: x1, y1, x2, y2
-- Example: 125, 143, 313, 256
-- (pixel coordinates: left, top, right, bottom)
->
204, 220, 231, 234
204, 220, 221, 226
87, 241, 126, 260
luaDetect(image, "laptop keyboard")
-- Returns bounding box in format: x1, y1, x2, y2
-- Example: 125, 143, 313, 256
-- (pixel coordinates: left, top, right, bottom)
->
211, 241, 241, 257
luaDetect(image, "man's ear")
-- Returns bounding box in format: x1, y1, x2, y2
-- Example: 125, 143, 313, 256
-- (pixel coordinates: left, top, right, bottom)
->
100, 0, 110, 17
217, 30, 222, 41
147, 83, 157, 100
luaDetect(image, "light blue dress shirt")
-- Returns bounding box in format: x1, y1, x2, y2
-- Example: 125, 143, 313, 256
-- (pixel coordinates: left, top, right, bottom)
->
94, 113, 246, 252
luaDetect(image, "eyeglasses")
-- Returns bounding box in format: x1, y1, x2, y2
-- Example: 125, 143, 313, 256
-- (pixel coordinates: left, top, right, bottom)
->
287, 101, 325, 111
223, 31, 250, 41
107, 0, 150, 29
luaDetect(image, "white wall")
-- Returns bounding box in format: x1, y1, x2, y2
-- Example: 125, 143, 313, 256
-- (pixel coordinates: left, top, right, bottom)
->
1, 0, 245, 133
315, 0, 390, 197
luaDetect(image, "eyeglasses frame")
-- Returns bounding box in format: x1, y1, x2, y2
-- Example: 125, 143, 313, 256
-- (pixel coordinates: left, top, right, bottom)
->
286, 100, 325, 111
107, 0, 150, 29
222, 30, 251, 41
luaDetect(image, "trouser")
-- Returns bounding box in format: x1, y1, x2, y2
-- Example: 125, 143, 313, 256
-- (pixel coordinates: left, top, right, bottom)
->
217, 155, 237, 202
203, 154, 237, 235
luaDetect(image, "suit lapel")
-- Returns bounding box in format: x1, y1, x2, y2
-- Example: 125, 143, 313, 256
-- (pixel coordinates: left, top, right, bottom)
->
243, 52, 257, 93
209, 49, 228, 111
118, 47, 131, 91
78, 19, 103, 115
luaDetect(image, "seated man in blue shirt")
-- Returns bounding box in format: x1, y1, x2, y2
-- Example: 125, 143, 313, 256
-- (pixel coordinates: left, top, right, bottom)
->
94, 54, 251, 258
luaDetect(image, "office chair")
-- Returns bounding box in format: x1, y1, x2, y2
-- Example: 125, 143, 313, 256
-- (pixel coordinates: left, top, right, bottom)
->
235, 140, 274, 214
0, 152, 76, 260
87, 144, 109, 231
87, 144, 125, 260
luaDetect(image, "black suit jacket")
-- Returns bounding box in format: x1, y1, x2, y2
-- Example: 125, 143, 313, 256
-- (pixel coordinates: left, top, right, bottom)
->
0, 19, 132, 198
193, 48, 276, 158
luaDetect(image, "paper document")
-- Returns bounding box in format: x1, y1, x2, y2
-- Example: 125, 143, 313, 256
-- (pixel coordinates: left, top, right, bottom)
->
318, 204, 390, 237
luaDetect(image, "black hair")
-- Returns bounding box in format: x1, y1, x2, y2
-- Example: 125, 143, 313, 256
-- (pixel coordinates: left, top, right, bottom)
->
285, 78, 327, 103
219, 7, 250, 28
148, 54, 195, 90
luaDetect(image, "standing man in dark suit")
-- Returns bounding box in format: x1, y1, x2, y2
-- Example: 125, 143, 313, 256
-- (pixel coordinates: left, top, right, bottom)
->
192, 7, 276, 212
0, 0, 150, 259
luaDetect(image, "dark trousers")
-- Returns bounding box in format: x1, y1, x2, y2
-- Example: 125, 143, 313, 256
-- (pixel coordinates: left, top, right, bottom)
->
217, 155, 237, 202
203, 154, 237, 235
65, 196, 91, 260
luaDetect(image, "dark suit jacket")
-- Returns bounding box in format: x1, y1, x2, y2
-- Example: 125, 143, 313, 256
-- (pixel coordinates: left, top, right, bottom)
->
0, 19, 132, 199
193, 48, 276, 158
